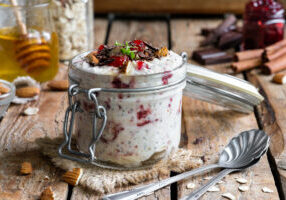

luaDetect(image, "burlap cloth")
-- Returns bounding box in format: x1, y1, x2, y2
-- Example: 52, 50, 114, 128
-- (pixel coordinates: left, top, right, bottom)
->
37, 138, 203, 194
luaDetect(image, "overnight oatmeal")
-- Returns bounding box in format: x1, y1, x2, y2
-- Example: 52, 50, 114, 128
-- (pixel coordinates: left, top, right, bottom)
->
69, 40, 186, 167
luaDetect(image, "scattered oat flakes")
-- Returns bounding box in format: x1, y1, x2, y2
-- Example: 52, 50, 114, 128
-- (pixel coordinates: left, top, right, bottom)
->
222, 193, 236, 200
238, 185, 249, 192
236, 178, 247, 184
24, 107, 39, 116
186, 182, 196, 189
204, 176, 213, 180
262, 187, 273, 193
207, 186, 220, 192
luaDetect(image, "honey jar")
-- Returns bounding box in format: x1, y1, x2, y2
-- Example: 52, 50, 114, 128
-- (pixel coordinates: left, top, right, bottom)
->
0, 0, 59, 82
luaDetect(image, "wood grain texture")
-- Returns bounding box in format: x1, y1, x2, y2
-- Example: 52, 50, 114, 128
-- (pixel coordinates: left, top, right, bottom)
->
93, 0, 248, 14
247, 70, 286, 195
171, 19, 279, 199
0, 65, 69, 199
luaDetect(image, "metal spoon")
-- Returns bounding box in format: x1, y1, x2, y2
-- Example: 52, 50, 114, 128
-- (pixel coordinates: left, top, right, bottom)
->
181, 129, 270, 200
181, 152, 266, 200
102, 129, 270, 200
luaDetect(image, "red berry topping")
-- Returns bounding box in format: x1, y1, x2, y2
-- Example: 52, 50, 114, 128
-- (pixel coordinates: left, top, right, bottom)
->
108, 55, 129, 67
98, 44, 106, 52
131, 40, 146, 52
137, 61, 149, 70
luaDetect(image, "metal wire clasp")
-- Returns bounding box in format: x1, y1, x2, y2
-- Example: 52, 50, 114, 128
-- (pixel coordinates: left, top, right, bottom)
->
58, 84, 107, 164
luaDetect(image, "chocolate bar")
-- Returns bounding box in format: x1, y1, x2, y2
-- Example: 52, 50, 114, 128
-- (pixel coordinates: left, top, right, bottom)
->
201, 14, 237, 46
192, 48, 234, 65
218, 31, 242, 50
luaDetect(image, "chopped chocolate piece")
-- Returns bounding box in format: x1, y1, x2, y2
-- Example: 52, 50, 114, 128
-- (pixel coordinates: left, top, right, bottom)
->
143, 41, 159, 51
201, 14, 237, 46
192, 48, 234, 65
201, 28, 214, 36
218, 31, 242, 50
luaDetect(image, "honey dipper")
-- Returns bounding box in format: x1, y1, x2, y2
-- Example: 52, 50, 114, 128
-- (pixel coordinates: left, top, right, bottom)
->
10, 0, 51, 73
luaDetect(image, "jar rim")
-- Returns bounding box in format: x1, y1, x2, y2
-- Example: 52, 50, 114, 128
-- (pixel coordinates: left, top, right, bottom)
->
0, 0, 49, 8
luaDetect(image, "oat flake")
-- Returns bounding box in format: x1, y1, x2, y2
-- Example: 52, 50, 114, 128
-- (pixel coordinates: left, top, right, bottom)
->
24, 107, 39, 116
222, 192, 236, 200
186, 182, 196, 189
236, 178, 248, 184
238, 185, 249, 192
207, 186, 220, 192
262, 187, 273, 193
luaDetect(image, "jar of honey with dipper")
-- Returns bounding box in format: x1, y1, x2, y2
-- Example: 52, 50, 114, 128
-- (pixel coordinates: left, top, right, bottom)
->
0, 0, 59, 82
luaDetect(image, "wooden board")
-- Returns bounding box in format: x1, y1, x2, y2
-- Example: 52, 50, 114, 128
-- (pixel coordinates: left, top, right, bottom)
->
0, 19, 109, 200
247, 70, 286, 196
93, 0, 248, 14
0, 65, 69, 199
171, 19, 279, 199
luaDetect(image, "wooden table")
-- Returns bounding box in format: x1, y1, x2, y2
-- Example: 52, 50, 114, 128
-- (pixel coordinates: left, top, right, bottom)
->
0, 15, 285, 200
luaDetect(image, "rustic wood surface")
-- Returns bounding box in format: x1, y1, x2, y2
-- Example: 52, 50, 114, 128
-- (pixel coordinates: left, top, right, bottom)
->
0, 17, 285, 200
93, 0, 249, 14
171, 19, 279, 200
247, 70, 286, 197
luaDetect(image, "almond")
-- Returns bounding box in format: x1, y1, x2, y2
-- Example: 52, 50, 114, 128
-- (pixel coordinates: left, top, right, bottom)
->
0, 85, 9, 94
20, 162, 33, 175
86, 51, 99, 65
272, 73, 286, 84
62, 168, 83, 186
41, 186, 54, 200
16, 86, 40, 98
48, 80, 69, 91
156, 47, 169, 57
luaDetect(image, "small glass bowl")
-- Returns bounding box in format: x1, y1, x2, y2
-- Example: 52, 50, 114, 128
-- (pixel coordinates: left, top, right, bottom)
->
0, 79, 15, 118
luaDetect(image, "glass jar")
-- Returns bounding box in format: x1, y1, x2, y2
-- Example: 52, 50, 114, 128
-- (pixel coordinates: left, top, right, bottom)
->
59, 51, 264, 170
243, 0, 285, 49
0, 0, 59, 82
49, 0, 94, 60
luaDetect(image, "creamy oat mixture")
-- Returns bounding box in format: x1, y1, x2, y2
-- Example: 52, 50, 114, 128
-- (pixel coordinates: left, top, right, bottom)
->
77, 50, 183, 75
72, 41, 185, 167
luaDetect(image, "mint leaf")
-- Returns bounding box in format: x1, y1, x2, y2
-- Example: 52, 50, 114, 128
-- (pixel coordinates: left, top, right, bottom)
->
130, 52, 135, 60
115, 41, 122, 46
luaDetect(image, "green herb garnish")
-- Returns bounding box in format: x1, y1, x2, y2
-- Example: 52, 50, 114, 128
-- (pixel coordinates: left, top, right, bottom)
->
115, 41, 122, 46
116, 41, 136, 60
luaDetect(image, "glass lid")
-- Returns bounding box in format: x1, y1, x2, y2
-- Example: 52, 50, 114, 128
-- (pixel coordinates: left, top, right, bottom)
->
184, 63, 264, 113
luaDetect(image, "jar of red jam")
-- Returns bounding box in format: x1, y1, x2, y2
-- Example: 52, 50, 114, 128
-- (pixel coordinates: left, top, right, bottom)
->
243, 0, 285, 49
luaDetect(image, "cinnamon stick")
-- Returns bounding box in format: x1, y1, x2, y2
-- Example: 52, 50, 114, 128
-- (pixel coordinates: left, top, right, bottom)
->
235, 49, 264, 61
231, 58, 262, 73
262, 54, 286, 74
265, 39, 286, 54
264, 46, 286, 61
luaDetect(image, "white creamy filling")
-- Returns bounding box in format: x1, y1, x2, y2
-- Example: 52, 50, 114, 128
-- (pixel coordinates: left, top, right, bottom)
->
77, 51, 183, 75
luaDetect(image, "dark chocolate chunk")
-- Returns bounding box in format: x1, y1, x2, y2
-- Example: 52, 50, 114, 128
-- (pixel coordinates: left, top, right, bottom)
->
201, 28, 214, 36
192, 48, 234, 65
201, 14, 237, 46
218, 31, 243, 50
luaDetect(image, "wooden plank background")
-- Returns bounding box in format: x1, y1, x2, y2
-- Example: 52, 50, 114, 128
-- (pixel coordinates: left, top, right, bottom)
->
93, 0, 249, 14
